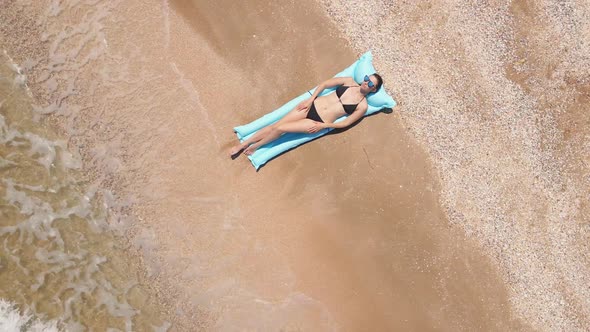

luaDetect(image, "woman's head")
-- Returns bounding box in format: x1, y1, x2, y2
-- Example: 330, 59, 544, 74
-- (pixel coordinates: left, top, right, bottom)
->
362, 73, 383, 94
372, 73, 383, 92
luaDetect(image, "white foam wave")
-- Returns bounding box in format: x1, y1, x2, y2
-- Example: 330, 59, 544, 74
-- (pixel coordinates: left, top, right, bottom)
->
3, 50, 28, 88
0, 113, 81, 170
1, 42, 166, 330
0, 299, 60, 332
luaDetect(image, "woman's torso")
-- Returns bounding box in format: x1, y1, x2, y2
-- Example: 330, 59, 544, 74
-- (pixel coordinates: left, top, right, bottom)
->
313, 85, 365, 123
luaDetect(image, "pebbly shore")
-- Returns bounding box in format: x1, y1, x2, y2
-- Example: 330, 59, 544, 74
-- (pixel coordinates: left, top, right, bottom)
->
318, 0, 590, 330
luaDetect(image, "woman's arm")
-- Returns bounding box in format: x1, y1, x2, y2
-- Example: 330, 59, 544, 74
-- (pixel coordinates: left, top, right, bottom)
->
309, 77, 357, 100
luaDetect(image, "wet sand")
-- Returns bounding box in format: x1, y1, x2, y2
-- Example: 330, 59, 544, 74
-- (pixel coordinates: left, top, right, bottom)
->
2, 0, 585, 330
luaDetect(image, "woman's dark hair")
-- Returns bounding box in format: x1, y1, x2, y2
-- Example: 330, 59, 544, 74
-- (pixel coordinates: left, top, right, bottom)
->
373, 73, 383, 93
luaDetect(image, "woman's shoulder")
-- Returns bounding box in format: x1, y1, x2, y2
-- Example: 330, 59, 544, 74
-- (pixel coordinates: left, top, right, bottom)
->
341, 76, 358, 86
324, 76, 358, 88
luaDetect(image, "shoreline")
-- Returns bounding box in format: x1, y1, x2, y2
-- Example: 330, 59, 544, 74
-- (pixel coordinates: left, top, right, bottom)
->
0, 51, 174, 330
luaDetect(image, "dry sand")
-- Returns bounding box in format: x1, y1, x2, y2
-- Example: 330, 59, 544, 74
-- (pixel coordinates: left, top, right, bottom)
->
1, 0, 588, 330
319, 0, 590, 330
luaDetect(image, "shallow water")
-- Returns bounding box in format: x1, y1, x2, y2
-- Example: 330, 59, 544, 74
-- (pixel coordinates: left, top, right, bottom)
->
0, 52, 169, 331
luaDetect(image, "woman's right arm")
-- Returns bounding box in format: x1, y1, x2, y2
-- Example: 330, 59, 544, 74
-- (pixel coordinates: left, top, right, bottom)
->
310, 77, 356, 100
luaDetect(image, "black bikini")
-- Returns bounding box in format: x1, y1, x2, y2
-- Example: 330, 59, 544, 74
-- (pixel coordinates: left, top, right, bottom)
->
336, 85, 364, 114
306, 85, 365, 123
306, 103, 324, 122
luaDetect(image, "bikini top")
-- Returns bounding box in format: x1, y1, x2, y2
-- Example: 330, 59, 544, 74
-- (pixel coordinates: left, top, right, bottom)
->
336, 85, 364, 114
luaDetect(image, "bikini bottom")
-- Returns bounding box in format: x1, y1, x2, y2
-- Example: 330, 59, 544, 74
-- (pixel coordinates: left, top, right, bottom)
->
305, 102, 324, 123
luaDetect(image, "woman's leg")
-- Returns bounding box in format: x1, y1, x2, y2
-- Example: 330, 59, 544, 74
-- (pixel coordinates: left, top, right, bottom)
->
229, 105, 310, 156
229, 126, 273, 156
244, 118, 314, 155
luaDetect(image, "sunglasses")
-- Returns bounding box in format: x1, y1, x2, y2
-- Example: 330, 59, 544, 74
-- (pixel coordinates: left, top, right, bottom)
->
364, 75, 375, 88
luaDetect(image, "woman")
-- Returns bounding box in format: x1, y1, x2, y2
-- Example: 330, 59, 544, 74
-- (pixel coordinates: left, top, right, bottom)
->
229, 73, 383, 157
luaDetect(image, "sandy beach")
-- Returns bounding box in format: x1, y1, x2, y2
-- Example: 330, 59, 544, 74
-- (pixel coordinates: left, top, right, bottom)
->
1, 0, 588, 330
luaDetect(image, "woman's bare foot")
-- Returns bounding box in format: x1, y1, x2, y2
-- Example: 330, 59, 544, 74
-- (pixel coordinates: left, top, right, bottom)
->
229, 144, 245, 158
243, 144, 259, 156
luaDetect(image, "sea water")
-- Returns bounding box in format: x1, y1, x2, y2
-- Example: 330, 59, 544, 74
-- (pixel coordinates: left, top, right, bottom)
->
0, 51, 170, 331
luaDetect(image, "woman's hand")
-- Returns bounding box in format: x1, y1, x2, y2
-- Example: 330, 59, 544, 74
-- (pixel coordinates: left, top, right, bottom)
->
308, 121, 328, 134
296, 98, 313, 112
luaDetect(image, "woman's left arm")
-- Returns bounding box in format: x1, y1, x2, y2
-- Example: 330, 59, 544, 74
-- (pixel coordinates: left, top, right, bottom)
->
324, 105, 368, 129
